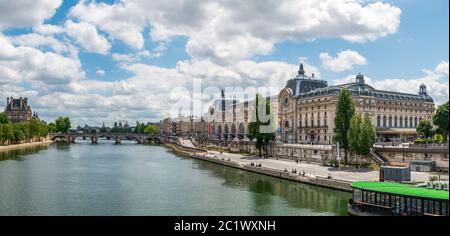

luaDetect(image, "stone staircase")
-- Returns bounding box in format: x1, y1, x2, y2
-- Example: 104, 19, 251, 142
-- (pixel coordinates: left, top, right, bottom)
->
369, 151, 389, 166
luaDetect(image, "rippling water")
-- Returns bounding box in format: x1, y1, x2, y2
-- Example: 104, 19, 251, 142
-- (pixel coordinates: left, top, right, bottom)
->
0, 141, 349, 216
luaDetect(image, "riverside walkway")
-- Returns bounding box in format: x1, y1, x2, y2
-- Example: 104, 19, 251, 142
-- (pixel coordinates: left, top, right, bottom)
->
171, 138, 448, 191
200, 151, 445, 183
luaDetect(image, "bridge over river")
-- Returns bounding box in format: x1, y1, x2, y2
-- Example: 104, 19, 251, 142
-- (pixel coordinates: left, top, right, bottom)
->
49, 133, 165, 144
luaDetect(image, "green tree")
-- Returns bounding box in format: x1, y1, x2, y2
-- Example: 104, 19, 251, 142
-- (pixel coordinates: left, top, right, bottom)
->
48, 122, 57, 133
0, 112, 8, 124
248, 94, 276, 158
433, 101, 449, 140
144, 124, 160, 135
348, 113, 377, 167
135, 122, 147, 134
13, 125, 25, 144
348, 113, 362, 165
0, 125, 4, 145
55, 117, 71, 133
38, 121, 48, 140
2, 124, 14, 145
99, 125, 108, 133
332, 88, 356, 165
360, 114, 377, 156
29, 119, 40, 141
416, 119, 433, 139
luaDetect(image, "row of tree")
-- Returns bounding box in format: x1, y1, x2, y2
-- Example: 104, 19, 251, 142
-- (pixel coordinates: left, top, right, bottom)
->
0, 113, 49, 146
333, 88, 376, 165
333, 88, 449, 165
99, 122, 159, 135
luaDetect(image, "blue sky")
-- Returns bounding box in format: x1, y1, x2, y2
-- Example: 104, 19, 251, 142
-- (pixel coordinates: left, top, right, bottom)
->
42, 0, 449, 81
0, 0, 448, 126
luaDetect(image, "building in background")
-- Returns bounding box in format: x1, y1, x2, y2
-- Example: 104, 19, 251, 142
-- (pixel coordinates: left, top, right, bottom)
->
278, 63, 435, 144
205, 90, 278, 141
4, 97, 33, 123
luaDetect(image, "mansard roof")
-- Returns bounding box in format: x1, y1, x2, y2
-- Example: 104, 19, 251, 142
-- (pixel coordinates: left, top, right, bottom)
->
294, 81, 434, 103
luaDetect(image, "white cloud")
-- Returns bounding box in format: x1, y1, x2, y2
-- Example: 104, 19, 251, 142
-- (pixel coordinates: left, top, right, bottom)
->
1, 0, 427, 126
0, 33, 84, 87
33, 24, 65, 35
96, 69, 105, 76
0, 0, 62, 29
112, 50, 158, 64
11, 33, 72, 54
319, 50, 367, 72
69, 0, 145, 49
64, 20, 111, 55
68, 0, 401, 64
435, 60, 449, 76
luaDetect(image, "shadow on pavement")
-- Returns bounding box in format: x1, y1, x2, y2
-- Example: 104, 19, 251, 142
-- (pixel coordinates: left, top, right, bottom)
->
326, 167, 374, 173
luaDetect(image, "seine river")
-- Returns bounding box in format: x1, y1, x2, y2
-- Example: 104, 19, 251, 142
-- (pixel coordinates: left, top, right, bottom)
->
0, 141, 349, 216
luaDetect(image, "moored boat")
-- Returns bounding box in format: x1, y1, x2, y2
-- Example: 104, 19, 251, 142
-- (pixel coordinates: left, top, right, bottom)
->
348, 181, 449, 216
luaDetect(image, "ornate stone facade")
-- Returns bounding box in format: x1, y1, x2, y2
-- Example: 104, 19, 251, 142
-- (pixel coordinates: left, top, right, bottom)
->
4, 97, 33, 123
278, 63, 435, 144
205, 90, 278, 141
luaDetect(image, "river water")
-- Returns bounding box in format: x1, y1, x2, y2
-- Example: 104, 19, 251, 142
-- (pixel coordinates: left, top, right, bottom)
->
0, 141, 349, 216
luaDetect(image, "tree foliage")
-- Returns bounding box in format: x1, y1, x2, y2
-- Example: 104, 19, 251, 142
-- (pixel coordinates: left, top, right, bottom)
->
47, 122, 57, 133
134, 122, 148, 134
332, 88, 356, 165
0, 119, 48, 145
248, 94, 276, 157
55, 117, 71, 133
348, 113, 376, 160
144, 124, 159, 135
433, 101, 449, 140
0, 112, 8, 124
416, 119, 433, 139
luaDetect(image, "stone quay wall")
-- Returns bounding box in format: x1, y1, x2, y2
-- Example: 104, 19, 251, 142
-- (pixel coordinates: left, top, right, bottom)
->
203, 140, 373, 166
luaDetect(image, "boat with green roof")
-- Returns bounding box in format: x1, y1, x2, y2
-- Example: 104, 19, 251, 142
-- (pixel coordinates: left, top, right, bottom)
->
348, 181, 449, 216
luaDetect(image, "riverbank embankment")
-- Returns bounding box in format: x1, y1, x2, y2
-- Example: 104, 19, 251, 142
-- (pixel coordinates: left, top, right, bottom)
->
166, 143, 353, 192
0, 140, 54, 153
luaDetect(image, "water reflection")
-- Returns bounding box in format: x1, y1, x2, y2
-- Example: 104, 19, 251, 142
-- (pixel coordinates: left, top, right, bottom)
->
0, 144, 50, 161
0, 144, 349, 216
189, 158, 349, 215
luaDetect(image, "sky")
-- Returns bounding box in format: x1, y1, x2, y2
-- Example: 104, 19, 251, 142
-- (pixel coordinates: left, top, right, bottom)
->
0, 0, 448, 127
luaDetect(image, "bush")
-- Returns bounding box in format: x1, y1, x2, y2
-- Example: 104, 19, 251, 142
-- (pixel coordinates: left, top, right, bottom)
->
369, 163, 380, 170
433, 134, 444, 143
414, 138, 433, 144
429, 175, 439, 181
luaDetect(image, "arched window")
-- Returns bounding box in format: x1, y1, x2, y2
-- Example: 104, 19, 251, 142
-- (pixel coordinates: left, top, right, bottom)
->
414, 117, 418, 127
394, 117, 398, 127
317, 113, 320, 127
410, 117, 413, 128
388, 116, 392, 128
377, 116, 381, 127
383, 116, 387, 128
283, 120, 289, 143
399, 116, 403, 127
